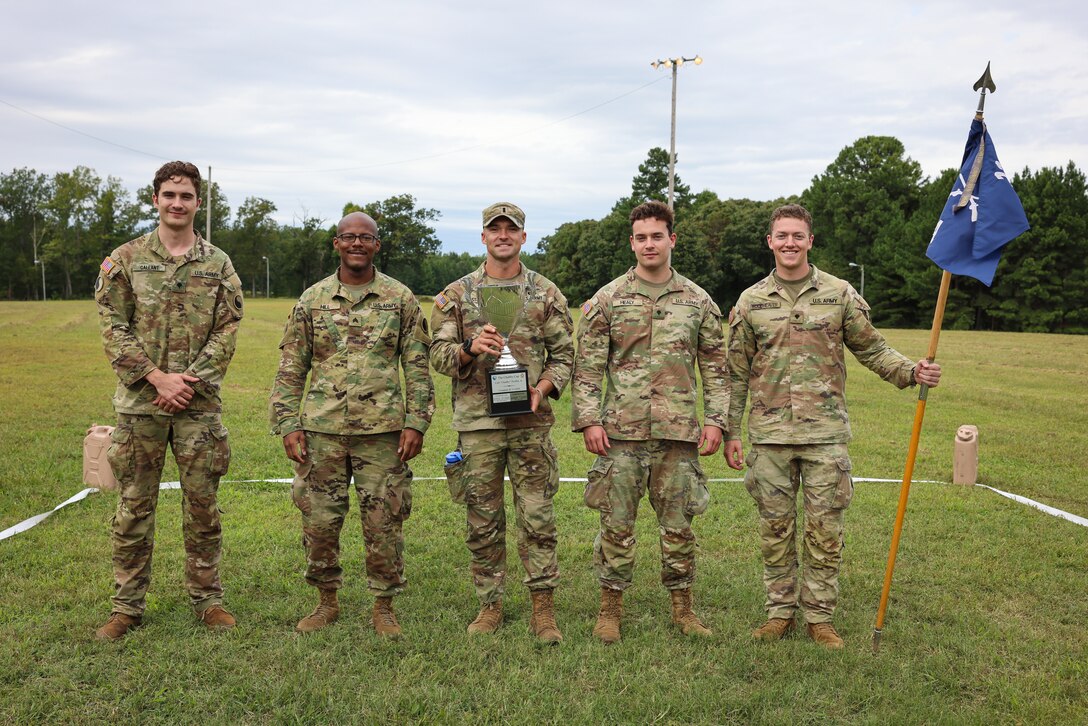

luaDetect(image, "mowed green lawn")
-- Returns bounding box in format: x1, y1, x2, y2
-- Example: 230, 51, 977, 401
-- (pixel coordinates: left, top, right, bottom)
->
1, 299, 1085, 724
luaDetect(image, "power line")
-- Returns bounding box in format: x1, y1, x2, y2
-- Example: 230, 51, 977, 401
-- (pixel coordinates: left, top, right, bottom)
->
1, 76, 668, 174
0, 98, 168, 160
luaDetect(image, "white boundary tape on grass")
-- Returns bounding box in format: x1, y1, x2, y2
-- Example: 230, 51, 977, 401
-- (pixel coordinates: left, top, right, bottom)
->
3, 476, 1084, 542
975, 484, 1088, 528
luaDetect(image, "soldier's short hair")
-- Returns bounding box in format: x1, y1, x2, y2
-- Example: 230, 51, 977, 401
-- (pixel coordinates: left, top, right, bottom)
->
768, 204, 812, 235
630, 200, 674, 235
153, 161, 202, 198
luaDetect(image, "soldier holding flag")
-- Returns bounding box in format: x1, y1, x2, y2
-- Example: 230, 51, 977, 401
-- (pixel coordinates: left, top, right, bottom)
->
724, 203, 942, 649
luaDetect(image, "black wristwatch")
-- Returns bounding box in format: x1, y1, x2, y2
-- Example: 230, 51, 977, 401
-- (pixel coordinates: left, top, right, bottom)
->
462, 336, 476, 356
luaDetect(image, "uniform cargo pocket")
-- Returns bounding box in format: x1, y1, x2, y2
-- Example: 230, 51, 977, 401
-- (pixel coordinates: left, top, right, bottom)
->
208, 424, 231, 477
542, 441, 560, 499
684, 459, 711, 516
444, 457, 467, 505
106, 426, 134, 482
742, 449, 759, 500
390, 464, 414, 521
832, 456, 854, 510
583, 458, 614, 512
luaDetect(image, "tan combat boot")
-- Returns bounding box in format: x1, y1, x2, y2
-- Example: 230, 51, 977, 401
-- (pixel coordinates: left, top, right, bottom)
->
296, 588, 340, 633
467, 600, 503, 635
95, 612, 140, 641
670, 588, 712, 637
529, 589, 563, 644
199, 605, 236, 630
752, 617, 795, 641
593, 588, 623, 644
806, 622, 844, 650
372, 597, 402, 639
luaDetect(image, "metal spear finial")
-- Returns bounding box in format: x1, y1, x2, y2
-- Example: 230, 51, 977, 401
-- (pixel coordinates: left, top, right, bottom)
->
974, 62, 996, 115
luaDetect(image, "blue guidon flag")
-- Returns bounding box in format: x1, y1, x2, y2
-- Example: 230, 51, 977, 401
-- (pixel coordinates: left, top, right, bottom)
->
926, 118, 1030, 286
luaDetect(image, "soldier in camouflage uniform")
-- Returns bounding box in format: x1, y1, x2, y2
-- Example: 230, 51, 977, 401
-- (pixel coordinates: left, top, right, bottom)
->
724, 203, 942, 649
430, 202, 573, 644
94, 161, 243, 640
572, 200, 728, 643
270, 211, 434, 638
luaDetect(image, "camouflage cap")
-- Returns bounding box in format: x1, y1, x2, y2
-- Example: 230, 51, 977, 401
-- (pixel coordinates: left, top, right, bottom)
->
482, 202, 525, 229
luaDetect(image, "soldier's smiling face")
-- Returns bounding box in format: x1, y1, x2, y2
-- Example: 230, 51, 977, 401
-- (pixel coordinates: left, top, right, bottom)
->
153, 176, 200, 231
334, 213, 381, 282
481, 217, 526, 263
630, 217, 675, 274
767, 216, 813, 280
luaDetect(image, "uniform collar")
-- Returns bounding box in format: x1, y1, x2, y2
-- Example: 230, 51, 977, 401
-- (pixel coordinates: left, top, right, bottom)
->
146, 228, 209, 263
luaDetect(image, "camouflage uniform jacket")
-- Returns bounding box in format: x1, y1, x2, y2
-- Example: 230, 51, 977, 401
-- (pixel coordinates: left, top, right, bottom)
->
430, 263, 574, 432
270, 269, 434, 437
572, 267, 728, 443
727, 266, 915, 445
96, 230, 243, 414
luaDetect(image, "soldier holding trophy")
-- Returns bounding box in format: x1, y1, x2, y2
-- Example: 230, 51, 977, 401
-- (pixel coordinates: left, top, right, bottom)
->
430, 202, 575, 644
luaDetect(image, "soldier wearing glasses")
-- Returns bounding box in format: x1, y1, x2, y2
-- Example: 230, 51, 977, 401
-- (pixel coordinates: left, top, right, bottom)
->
270, 211, 434, 638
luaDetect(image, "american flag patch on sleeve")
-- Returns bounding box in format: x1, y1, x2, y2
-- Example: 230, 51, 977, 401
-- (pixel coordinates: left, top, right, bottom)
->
100, 257, 115, 274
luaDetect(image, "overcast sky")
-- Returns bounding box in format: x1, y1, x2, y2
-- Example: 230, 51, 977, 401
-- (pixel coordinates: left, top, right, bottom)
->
2, 1, 1085, 256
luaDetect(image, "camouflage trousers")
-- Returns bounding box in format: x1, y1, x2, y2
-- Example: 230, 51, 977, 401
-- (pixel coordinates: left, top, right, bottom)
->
106, 411, 231, 617
444, 427, 560, 605
583, 439, 710, 592
291, 431, 412, 597
744, 443, 854, 624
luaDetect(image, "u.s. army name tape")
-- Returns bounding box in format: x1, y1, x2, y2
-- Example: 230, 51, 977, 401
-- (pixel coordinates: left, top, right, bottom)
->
3, 477, 1084, 542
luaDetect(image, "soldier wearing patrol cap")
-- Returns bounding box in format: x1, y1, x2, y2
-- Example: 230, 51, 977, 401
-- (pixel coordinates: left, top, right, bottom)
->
94, 161, 244, 640
430, 201, 574, 644
572, 199, 728, 643
724, 203, 942, 649
270, 211, 434, 638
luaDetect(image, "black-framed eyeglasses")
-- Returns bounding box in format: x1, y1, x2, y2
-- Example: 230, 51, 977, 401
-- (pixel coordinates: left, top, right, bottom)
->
336, 233, 380, 244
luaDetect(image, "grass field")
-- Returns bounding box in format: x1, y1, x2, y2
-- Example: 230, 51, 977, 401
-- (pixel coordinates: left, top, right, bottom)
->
1, 299, 1086, 724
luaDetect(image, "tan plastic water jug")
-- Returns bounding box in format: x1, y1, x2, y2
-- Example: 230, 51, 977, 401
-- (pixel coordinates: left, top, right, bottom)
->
83, 424, 118, 490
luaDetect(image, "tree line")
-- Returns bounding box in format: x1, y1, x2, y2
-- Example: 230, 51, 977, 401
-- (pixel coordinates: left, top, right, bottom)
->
2, 138, 1085, 333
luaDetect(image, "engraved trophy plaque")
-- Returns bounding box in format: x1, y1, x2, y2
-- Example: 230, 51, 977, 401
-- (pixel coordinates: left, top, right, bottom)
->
476, 284, 533, 416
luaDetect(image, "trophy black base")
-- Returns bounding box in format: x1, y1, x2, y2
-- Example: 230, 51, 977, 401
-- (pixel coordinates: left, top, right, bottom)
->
486, 367, 533, 417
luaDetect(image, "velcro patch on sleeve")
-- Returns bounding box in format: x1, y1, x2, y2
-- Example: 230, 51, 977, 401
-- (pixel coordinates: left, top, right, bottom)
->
434, 290, 454, 311
100, 257, 121, 278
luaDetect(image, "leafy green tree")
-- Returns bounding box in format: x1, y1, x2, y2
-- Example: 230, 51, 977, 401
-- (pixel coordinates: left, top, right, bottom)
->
984, 163, 1088, 333
344, 194, 441, 292
676, 195, 785, 309
419, 252, 486, 295
225, 197, 278, 296
629, 146, 692, 209
277, 213, 333, 296
44, 166, 101, 298
0, 168, 53, 299
803, 136, 924, 282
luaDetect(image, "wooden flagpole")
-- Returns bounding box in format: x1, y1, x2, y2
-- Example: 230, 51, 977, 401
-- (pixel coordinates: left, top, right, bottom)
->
871, 64, 995, 654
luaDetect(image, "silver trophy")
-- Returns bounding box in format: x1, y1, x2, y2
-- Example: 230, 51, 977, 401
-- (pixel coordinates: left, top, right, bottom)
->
476, 284, 532, 416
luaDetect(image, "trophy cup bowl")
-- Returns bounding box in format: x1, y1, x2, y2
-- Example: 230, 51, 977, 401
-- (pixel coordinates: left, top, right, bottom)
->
476, 284, 533, 417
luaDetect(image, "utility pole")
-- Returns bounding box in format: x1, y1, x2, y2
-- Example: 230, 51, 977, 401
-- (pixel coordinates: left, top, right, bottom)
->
651, 55, 703, 208
206, 165, 212, 243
